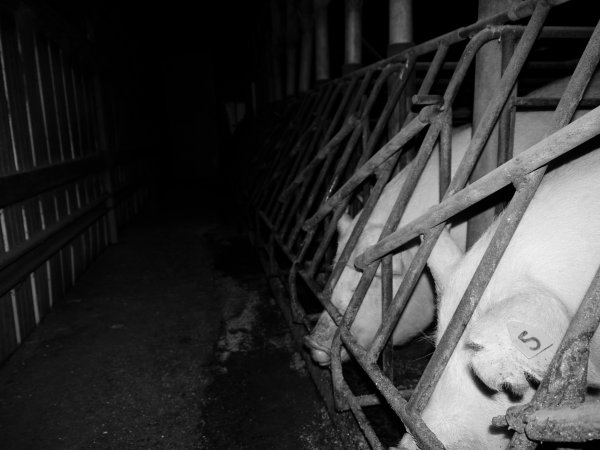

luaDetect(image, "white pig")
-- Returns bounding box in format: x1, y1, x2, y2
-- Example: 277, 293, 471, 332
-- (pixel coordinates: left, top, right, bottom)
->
304, 75, 600, 368
399, 112, 600, 447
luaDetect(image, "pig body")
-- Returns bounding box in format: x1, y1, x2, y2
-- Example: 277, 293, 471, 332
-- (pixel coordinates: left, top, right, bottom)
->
399, 80, 600, 449
305, 75, 600, 368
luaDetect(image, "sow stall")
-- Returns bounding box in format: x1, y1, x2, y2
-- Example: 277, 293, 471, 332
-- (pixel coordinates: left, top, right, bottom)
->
243, 0, 600, 448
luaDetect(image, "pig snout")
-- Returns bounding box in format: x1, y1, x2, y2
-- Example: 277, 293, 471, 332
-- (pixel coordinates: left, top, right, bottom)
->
305, 312, 337, 365
304, 335, 332, 366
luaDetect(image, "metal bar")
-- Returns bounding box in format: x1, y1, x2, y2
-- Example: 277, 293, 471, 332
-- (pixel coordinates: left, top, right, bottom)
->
439, 109, 452, 200
525, 401, 600, 442
0, 199, 108, 299
515, 97, 600, 108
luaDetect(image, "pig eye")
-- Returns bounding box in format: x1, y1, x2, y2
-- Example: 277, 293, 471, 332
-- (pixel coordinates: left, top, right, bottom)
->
464, 340, 484, 351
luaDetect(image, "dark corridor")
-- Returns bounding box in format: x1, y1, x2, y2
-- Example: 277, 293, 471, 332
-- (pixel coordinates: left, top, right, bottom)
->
0, 183, 343, 449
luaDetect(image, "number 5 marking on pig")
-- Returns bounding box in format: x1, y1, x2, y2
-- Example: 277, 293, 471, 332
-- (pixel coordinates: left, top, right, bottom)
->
518, 330, 541, 351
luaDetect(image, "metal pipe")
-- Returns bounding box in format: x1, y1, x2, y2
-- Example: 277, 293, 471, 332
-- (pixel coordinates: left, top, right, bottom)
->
343, 0, 362, 74
467, 0, 513, 247
314, 0, 330, 82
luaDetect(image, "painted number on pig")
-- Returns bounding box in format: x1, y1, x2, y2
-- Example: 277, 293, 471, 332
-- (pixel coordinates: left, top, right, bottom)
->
507, 320, 553, 359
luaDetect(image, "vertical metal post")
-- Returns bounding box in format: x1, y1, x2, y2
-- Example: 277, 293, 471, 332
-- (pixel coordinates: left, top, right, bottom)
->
314, 0, 330, 82
286, 1, 299, 97
299, 0, 314, 92
343, 0, 362, 75
387, 0, 414, 142
466, 0, 511, 247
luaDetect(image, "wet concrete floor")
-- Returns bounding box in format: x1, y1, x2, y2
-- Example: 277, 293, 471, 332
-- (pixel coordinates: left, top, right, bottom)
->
0, 184, 343, 449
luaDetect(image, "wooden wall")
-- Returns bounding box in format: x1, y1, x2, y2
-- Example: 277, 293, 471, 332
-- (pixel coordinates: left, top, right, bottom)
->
0, 4, 151, 363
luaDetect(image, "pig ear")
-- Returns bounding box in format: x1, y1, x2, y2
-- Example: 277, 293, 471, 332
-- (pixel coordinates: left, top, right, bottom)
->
427, 228, 464, 290
466, 291, 569, 396
337, 212, 353, 237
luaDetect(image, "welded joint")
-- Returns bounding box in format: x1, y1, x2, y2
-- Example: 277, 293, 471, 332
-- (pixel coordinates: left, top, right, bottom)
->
506, 164, 533, 190
492, 403, 531, 434
416, 104, 441, 124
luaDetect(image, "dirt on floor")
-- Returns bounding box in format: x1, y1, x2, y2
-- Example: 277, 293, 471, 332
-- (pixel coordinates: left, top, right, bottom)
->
0, 184, 343, 450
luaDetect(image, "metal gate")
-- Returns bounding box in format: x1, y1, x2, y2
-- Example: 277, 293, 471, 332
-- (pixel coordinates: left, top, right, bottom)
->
243, 0, 600, 448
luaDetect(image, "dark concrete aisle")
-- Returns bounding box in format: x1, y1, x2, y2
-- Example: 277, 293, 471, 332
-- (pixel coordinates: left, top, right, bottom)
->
0, 184, 343, 449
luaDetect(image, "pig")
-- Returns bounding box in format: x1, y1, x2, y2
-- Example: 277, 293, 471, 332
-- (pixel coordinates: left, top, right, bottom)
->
398, 94, 600, 448
304, 74, 600, 367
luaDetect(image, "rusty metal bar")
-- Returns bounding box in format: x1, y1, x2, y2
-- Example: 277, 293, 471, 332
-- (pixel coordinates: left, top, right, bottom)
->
515, 97, 600, 108
525, 401, 600, 442
439, 108, 452, 200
